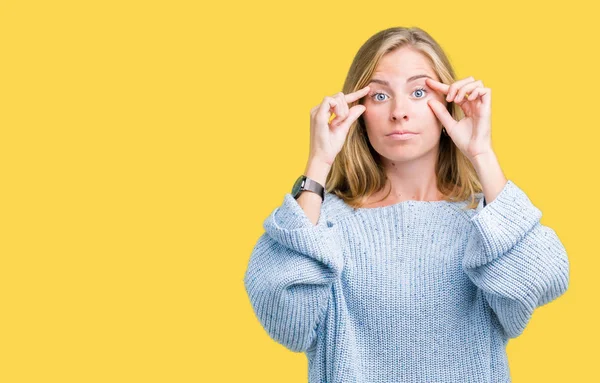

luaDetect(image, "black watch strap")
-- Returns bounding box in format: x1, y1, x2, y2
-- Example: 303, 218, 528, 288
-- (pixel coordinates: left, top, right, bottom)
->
292, 175, 325, 201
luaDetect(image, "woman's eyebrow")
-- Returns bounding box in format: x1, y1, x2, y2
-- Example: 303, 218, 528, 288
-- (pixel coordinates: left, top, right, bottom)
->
368, 74, 432, 86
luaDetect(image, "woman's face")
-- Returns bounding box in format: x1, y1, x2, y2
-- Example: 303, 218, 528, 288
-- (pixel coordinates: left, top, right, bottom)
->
362, 46, 447, 164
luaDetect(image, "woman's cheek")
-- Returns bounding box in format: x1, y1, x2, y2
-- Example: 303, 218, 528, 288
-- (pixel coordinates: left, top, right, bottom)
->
364, 105, 380, 120
362, 107, 374, 121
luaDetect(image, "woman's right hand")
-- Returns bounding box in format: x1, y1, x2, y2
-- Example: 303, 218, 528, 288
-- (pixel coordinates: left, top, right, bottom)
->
308, 86, 371, 166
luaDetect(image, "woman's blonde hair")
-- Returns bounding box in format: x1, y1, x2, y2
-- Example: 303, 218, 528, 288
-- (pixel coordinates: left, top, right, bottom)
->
326, 26, 483, 210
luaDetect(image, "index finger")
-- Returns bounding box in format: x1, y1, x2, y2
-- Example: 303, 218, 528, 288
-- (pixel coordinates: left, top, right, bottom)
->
425, 78, 450, 95
344, 85, 371, 103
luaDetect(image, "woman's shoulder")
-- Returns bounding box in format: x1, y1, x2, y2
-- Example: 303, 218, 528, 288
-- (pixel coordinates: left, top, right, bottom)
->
443, 191, 486, 215
322, 192, 356, 222
322, 190, 487, 225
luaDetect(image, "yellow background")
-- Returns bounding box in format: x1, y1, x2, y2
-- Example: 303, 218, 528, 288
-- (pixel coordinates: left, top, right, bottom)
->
1, 0, 596, 381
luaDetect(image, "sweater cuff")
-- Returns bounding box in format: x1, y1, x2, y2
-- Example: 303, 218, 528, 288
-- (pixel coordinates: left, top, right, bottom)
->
262, 193, 343, 274
467, 180, 542, 267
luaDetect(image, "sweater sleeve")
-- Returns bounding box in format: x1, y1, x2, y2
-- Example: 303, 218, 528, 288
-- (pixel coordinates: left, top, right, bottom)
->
462, 180, 570, 339
243, 193, 344, 353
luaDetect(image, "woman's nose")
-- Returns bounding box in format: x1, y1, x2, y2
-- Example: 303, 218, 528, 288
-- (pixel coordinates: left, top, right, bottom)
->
391, 98, 409, 121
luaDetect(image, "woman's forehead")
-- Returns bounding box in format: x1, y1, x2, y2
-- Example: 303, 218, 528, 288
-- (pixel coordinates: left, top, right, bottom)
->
374, 48, 435, 79
369, 73, 433, 87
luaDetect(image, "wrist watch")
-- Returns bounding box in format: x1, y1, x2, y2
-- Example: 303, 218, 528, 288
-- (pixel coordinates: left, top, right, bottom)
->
292, 175, 325, 201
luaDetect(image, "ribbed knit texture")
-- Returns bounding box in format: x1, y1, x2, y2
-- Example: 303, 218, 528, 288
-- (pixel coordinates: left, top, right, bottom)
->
243, 180, 570, 383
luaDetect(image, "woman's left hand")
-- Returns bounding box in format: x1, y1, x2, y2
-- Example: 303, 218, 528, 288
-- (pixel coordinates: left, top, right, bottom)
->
425, 77, 493, 162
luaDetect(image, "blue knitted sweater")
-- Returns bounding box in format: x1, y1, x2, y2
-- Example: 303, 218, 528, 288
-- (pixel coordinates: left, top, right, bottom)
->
243, 180, 570, 383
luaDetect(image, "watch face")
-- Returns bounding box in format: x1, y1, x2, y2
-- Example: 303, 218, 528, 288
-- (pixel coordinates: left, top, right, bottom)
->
292, 175, 306, 197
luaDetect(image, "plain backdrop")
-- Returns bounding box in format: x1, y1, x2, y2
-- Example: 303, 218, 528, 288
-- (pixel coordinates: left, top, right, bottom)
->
1, 0, 596, 382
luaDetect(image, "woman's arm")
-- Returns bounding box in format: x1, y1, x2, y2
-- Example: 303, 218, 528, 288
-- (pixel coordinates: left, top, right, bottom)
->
462, 180, 570, 339
243, 192, 344, 352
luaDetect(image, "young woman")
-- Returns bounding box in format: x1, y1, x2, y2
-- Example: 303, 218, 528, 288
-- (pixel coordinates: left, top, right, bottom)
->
243, 26, 569, 383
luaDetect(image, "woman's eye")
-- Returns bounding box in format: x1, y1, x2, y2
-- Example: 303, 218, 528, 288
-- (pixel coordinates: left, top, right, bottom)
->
370, 88, 427, 102
413, 87, 427, 98
370, 92, 388, 102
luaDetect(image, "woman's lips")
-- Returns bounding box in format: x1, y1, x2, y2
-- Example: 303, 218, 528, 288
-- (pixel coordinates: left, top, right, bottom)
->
387, 132, 418, 140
